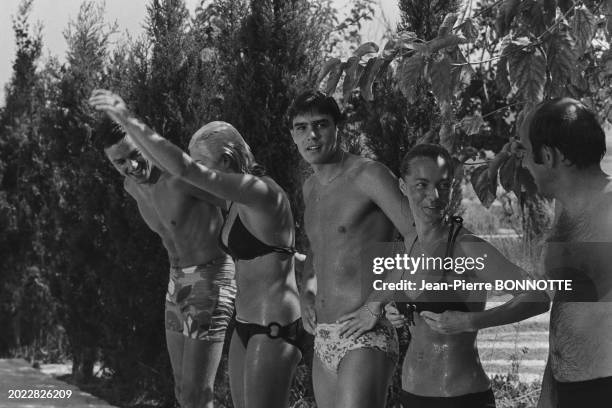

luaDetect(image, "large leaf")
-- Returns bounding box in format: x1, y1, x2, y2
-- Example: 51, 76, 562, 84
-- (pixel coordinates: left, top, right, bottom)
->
572, 5, 597, 56
449, 47, 473, 90
499, 154, 517, 192
382, 39, 399, 59
397, 54, 425, 103
519, 0, 546, 36
438, 13, 458, 37
488, 151, 511, 183
470, 165, 496, 208
358, 57, 385, 101
496, 0, 521, 36
496, 55, 512, 97
342, 56, 360, 101
423, 35, 466, 55
508, 44, 546, 104
428, 55, 453, 104
324, 63, 344, 95
354, 42, 379, 58
317, 58, 342, 85
548, 26, 576, 96
460, 18, 478, 42
541, 0, 557, 26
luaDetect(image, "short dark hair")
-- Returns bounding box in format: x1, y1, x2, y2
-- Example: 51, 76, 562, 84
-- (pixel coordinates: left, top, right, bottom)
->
528, 98, 606, 169
100, 119, 127, 149
288, 90, 344, 125
400, 143, 454, 178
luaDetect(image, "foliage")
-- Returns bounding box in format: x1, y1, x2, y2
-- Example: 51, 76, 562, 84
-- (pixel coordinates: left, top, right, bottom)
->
318, 0, 610, 222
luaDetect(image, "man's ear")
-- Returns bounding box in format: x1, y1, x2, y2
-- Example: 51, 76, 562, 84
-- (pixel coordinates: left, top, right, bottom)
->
541, 146, 556, 168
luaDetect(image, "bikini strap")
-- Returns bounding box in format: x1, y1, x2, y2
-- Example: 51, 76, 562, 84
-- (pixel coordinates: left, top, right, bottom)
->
445, 215, 464, 258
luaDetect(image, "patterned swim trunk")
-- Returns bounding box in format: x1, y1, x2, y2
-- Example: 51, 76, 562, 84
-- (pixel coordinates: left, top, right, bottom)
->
314, 318, 399, 372
165, 255, 236, 341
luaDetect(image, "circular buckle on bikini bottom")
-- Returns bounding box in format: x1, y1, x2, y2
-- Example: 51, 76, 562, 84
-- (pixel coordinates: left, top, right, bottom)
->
267, 322, 281, 339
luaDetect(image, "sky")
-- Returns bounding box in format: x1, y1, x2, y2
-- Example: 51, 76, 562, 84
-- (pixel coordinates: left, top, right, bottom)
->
0, 0, 400, 105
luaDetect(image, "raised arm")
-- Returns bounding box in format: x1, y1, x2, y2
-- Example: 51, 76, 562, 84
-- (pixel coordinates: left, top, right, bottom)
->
355, 160, 414, 239
89, 90, 276, 209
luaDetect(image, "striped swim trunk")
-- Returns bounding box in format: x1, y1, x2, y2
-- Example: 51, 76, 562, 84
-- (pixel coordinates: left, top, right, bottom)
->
165, 255, 236, 341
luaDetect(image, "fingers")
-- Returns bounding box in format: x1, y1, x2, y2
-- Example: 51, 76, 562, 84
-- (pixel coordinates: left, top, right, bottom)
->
339, 320, 360, 338
387, 315, 407, 328
419, 311, 440, 322
385, 303, 399, 313
336, 312, 356, 324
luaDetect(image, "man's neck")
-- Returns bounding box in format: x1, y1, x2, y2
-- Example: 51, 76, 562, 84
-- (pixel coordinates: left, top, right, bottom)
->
312, 149, 346, 184
553, 166, 609, 216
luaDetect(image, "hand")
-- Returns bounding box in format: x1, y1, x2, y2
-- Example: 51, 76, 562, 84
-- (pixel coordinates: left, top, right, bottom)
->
419, 310, 475, 334
337, 302, 381, 340
385, 302, 407, 328
88, 89, 131, 126
299, 292, 317, 334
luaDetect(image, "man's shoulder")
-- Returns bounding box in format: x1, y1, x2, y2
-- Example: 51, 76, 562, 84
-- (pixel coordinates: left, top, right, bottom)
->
349, 156, 396, 186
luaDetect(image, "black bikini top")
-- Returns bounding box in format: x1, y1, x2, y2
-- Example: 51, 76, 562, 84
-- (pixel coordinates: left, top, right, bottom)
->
407, 216, 478, 313
219, 203, 296, 261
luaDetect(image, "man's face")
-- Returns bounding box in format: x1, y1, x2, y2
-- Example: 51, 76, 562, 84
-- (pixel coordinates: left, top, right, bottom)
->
104, 137, 152, 184
518, 114, 554, 198
399, 156, 451, 223
290, 110, 338, 165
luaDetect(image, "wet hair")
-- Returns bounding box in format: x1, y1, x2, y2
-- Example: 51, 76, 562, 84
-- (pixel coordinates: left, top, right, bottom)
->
288, 90, 344, 125
400, 143, 454, 178
189, 121, 265, 176
528, 98, 606, 169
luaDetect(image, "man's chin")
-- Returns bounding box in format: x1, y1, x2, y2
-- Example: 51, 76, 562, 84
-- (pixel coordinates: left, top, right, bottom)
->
128, 174, 151, 184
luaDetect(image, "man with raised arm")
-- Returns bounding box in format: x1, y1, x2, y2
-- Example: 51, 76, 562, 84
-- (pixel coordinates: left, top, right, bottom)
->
517, 98, 612, 408
98, 121, 235, 408
288, 90, 413, 408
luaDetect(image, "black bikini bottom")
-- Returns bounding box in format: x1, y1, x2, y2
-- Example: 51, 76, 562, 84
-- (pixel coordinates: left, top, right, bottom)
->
556, 376, 612, 408
399, 388, 495, 408
233, 317, 311, 355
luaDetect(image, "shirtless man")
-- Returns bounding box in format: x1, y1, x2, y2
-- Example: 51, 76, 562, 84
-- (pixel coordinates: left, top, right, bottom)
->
289, 90, 413, 408
99, 126, 235, 408
517, 98, 612, 408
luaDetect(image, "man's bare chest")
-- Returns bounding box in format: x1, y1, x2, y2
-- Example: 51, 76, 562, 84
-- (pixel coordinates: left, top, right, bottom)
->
304, 184, 376, 237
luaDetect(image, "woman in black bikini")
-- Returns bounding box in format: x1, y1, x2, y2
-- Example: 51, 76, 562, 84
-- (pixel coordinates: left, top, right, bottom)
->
89, 90, 305, 408
345, 144, 549, 408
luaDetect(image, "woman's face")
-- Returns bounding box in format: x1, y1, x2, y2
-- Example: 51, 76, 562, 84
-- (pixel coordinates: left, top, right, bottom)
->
399, 156, 452, 223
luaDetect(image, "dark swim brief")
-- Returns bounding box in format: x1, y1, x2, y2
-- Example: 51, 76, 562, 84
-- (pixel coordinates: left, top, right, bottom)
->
233, 317, 312, 355
399, 388, 496, 408
165, 255, 236, 341
556, 376, 612, 408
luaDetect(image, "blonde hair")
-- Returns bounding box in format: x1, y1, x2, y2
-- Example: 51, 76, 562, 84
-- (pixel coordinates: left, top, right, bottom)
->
189, 121, 264, 175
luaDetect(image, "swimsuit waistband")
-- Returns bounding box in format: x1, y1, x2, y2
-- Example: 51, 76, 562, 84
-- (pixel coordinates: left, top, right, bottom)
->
170, 254, 233, 273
